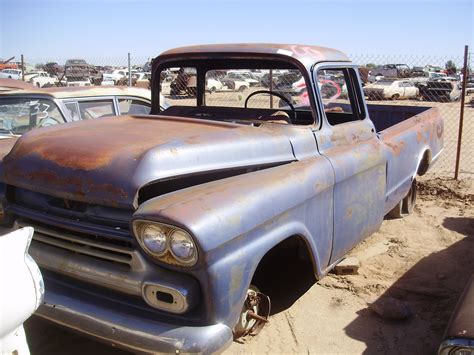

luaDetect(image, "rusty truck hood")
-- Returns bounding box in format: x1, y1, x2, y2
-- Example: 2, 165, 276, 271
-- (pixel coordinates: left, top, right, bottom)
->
3, 115, 296, 208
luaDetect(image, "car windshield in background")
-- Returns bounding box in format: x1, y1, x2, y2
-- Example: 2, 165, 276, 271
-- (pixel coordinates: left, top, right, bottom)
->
0, 98, 65, 135
160, 67, 309, 110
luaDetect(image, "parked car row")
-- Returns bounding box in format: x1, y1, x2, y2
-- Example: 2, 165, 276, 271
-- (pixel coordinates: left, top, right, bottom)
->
363, 77, 463, 102
366, 63, 460, 83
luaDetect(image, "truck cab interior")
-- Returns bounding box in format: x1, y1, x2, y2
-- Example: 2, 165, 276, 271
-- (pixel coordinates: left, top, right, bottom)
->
153, 57, 316, 126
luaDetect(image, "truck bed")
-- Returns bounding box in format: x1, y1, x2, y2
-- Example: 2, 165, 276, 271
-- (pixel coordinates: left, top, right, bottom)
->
367, 104, 432, 133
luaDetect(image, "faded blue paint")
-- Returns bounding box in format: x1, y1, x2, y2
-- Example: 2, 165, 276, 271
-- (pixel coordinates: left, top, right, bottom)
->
0, 44, 444, 353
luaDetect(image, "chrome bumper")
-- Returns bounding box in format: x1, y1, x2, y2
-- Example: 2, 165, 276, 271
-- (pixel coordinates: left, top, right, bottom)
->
36, 276, 233, 354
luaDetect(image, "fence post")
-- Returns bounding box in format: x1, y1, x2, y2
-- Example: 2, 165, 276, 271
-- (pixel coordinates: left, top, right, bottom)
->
21, 54, 25, 81
269, 69, 273, 108
128, 52, 132, 87
454, 45, 469, 180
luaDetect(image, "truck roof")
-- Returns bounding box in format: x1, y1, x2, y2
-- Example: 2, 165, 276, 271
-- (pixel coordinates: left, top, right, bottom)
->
0, 86, 151, 99
159, 43, 350, 66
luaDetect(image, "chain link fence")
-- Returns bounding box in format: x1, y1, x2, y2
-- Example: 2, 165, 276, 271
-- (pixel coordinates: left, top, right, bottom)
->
5, 51, 473, 178
350, 52, 473, 178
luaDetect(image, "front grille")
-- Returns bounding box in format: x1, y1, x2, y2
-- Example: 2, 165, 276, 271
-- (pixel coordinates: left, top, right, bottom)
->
18, 219, 134, 268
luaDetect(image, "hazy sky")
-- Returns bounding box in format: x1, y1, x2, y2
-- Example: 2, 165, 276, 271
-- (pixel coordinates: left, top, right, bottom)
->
0, 0, 473, 64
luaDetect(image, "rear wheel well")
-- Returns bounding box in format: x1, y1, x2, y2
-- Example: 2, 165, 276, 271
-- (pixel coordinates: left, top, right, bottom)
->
417, 149, 431, 176
251, 235, 317, 314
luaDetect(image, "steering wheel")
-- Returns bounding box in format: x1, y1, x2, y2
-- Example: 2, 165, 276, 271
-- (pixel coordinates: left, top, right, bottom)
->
38, 116, 62, 127
244, 90, 297, 124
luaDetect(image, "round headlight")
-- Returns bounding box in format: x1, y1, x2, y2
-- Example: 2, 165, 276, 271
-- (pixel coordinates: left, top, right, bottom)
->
169, 229, 196, 265
142, 225, 168, 256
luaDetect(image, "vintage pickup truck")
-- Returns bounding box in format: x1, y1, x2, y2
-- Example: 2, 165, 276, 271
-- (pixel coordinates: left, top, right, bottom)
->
0, 44, 443, 353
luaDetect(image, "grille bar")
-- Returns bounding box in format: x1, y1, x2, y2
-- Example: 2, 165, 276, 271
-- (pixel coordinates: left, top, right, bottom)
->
17, 219, 133, 267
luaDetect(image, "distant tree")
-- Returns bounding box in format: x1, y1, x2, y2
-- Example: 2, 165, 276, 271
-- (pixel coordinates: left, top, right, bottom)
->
445, 60, 457, 75
366, 63, 377, 69
35, 63, 44, 70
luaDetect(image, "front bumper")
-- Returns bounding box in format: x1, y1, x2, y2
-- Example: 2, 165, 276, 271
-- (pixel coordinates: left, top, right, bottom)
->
37, 275, 233, 354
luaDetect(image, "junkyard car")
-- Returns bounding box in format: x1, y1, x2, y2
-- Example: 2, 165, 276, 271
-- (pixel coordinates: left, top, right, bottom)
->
133, 72, 152, 89
364, 79, 419, 100
226, 71, 260, 86
102, 69, 132, 85
418, 79, 461, 102
368, 64, 411, 79
0, 86, 157, 136
438, 275, 474, 355
206, 77, 224, 92
0, 44, 443, 353
221, 74, 250, 92
64, 59, 93, 81
24, 71, 57, 88
0, 69, 22, 80
0, 227, 44, 354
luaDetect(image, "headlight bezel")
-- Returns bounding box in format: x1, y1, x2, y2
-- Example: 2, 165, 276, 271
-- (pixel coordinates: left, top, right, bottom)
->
132, 220, 198, 267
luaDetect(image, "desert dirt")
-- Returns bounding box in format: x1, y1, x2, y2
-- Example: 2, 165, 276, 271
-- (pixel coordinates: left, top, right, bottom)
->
24, 176, 474, 355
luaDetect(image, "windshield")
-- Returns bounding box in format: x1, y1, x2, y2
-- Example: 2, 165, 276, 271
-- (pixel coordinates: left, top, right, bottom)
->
159, 64, 312, 126
0, 97, 65, 135
158, 64, 314, 126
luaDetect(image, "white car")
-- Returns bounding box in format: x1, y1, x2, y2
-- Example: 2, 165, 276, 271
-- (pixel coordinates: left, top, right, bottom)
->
226, 72, 259, 86
0, 227, 44, 355
103, 69, 139, 84
206, 78, 224, 92
102, 69, 127, 84
364, 79, 419, 100
0, 69, 22, 80
25, 71, 57, 88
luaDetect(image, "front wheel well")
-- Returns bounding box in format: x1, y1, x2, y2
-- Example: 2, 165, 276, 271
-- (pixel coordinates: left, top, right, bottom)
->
251, 235, 317, 314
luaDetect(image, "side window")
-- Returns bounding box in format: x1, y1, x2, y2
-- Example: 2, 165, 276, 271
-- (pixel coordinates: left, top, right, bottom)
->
64, 102, 81, 121
77, 100, 115, 119
118, 98, 151, 115
316, 67, 365, 125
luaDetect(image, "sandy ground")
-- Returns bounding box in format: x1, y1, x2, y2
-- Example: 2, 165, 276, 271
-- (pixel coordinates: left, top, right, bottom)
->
23, 176, 473, 354
227, 177, 474, 354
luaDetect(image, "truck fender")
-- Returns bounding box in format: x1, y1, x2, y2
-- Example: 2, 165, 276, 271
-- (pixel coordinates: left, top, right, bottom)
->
132, 157, 335, 325
206, 221, 322, 328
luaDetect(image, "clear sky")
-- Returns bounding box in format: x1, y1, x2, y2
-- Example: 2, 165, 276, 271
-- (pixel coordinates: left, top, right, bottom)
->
0, 0, 472, 65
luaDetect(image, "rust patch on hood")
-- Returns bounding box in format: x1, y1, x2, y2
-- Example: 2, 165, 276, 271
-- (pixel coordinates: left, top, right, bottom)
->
8, 115, 237, 171
4, 115, 297, 208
